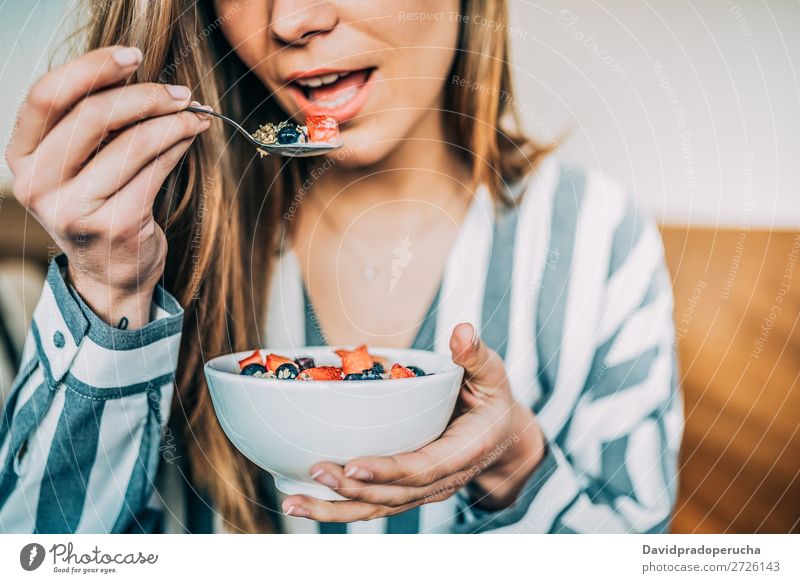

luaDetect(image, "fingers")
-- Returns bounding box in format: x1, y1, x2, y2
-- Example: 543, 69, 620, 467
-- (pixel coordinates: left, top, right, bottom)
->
85, 136, 197, 231
45, 135, 195, 243
72, 110, 211, 198
37, 82, 195, 186
337, 417, 481, 488
309, 462, 468, 507
282, 494, 417, 523
7, 46, 143, 160
449, 322, 508, 398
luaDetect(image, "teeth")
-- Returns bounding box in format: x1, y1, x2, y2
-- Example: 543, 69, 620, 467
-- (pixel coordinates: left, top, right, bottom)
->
296, 76, 323, 88
295, 72, 343, 88
314, 87, 358, 109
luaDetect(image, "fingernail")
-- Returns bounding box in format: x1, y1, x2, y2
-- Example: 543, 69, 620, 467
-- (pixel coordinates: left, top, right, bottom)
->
189, 101, 213, 112
345, 466, 372, 481
191, 103, 213, 122
285, 505, 310, 518
470, 324, 480, 349
166, 84, 191, 100
112, 47, 142, 67
314, 471, 339, 489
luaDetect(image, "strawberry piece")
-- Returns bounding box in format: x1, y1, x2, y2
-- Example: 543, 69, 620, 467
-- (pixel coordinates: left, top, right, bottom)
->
337, 345, 387, 371
335, 345, 366, 360
266, 353, 294, 373
238, 349, 263, 369
306, 114, 340, 143
298, 366, 343, 381
390, 364, 415, 379
341, 344, 374, 375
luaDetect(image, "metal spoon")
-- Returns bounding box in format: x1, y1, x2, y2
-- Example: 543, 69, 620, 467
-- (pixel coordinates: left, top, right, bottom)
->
185, 105, 342, 158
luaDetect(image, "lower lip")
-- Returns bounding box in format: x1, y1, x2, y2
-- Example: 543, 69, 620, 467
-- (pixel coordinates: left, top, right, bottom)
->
287, 69, 375, 125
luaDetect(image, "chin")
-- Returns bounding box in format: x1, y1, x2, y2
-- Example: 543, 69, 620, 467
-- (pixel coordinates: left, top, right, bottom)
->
325, 127, 398, 168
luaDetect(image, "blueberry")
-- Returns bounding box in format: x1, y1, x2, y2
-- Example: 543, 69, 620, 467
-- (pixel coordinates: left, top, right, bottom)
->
295, 356, 315, 371
240, 363, 267, 376
371, 362, 385, 374
344, 373, 364, 381
277, 126, 302, 144
275, 363, 300, 379
406, 366, 426, 377
361, 368, 382, 380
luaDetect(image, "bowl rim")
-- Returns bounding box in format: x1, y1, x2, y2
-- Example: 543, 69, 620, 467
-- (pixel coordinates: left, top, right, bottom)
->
204, 346, 464, 390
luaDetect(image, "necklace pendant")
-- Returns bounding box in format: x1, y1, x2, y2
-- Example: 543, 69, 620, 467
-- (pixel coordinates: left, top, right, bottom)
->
362, 266, 377, 281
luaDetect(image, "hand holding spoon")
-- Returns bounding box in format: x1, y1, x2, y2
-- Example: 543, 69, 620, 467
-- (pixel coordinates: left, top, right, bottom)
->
185, 105, 342, 158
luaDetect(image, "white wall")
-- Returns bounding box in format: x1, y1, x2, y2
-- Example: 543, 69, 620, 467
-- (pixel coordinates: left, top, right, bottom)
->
1, 1, 798, 228
509, 0, 800, 228
0, 1, 71, 163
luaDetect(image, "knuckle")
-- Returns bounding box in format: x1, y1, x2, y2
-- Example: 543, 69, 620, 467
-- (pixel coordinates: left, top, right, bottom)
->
4, 146, 18, 174
438, 487, 457, 502
60, 212, 91, 241
158, 83, 181, 105
367, 506, 386, 521
138, 85, 167, 116
152, 145, 183, 169
176, 111, 199, 134
418, 469, 438, 487
55, 205, 79, 227
10, 165, 37, 204
27, 77, 54, 110
60, 218, 84, 240
473, 443, 493, 468
317, 506, 336, 523
413, 452, 438, 485
428, 483, 457, 503
73, 96, 106, 128
394, 491, 418, 507
109, 221, 141, 244
131, 120, 164, 153
154, 228, 169, 263
353, 487, 384, 505
177, 111, 206, 135
130, 84, 171, 119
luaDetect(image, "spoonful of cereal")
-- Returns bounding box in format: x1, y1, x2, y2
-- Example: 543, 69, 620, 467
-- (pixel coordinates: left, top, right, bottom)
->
185, 105, 342, 158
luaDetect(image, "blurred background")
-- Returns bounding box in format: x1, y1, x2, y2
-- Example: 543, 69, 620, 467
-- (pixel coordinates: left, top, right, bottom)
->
0, 1, 798, 532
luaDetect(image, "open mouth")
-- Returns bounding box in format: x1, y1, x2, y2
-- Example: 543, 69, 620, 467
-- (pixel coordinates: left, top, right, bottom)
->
287, 67, 375, 124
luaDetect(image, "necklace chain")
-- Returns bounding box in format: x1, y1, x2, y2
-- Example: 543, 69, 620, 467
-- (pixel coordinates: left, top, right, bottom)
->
306, 194, 463, 281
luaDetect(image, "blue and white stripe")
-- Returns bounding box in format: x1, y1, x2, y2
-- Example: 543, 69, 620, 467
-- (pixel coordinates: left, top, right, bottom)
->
0, 255, 181, 533
0, 157, 682, 534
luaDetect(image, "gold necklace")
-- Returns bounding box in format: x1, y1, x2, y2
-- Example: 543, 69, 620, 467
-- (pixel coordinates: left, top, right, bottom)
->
306, 192, 467, 282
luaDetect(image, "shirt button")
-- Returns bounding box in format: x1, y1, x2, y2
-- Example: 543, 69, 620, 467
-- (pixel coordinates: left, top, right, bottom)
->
53, 330, 65, 348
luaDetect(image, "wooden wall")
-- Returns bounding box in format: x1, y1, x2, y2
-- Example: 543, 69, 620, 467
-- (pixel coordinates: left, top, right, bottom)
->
663, 226, 800, 533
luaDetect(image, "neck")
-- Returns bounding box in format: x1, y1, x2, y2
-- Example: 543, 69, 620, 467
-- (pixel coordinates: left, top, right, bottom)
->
311, 109, 472, 211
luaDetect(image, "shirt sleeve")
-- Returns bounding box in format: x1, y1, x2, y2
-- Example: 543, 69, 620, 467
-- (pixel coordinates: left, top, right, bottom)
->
0, 254, 183, 533
452, 199, 683, 534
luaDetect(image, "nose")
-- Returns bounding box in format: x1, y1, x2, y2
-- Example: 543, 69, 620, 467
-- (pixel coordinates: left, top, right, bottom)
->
270, 0, 338, 46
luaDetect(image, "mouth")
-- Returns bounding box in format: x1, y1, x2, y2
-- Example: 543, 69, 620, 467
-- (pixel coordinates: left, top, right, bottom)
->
286, 67, 376, 124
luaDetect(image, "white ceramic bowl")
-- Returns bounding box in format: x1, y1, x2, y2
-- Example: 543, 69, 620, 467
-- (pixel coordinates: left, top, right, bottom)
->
204, 347, 464, 500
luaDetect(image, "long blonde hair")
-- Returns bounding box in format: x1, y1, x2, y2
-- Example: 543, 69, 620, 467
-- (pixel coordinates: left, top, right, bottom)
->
77, 0, 549, 532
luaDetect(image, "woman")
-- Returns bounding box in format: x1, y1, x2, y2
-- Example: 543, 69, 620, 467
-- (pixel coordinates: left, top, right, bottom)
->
0, 0, 682, 533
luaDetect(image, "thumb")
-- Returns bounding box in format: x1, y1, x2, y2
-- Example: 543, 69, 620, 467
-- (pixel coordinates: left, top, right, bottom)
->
449, 323, 508, 395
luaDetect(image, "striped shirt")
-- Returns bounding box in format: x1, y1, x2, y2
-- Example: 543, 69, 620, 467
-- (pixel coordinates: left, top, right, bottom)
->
0, 156, 683, 533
